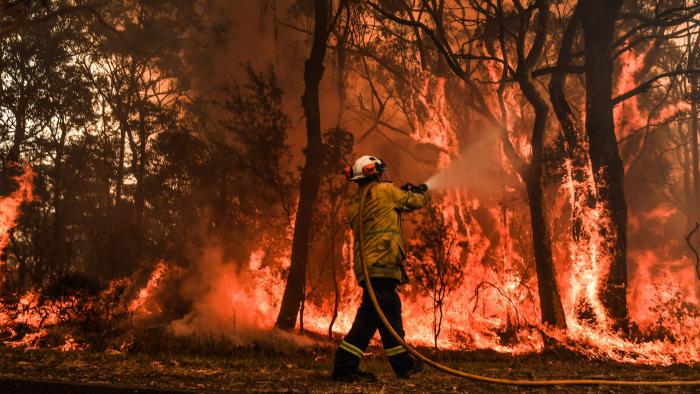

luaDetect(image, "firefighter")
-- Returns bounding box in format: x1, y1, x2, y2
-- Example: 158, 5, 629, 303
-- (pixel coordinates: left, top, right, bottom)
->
332, 155, 429, 382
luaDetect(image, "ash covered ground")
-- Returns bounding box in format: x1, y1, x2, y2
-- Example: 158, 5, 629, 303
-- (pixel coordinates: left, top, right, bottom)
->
0, 343, 698, 393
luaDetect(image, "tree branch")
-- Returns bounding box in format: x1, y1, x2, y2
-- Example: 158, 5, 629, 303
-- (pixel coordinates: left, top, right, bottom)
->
612, 69, 700, 106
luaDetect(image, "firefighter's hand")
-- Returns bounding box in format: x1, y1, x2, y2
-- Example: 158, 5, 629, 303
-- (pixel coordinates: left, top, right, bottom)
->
400, 183, 428, 193
400, 183, 416, 192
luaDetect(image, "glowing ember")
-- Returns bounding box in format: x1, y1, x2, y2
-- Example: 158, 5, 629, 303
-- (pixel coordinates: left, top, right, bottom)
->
58, 335, 88, 352
5, 329, 46, 349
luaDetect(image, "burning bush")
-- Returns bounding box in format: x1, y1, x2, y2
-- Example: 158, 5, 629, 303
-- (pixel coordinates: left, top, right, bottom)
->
406, 203, 465, 348
0, 260, 184, 352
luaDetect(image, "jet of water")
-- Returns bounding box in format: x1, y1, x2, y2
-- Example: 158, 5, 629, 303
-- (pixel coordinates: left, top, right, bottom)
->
424, 137, 505, 199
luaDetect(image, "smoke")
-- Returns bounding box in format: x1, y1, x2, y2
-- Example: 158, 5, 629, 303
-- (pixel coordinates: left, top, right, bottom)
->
424, 133, 505, 199
169, 247, 316, 348
193, 0, 342, 153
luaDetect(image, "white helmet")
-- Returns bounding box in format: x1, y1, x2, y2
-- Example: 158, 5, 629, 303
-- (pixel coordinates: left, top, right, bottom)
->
344, 155, 386, 181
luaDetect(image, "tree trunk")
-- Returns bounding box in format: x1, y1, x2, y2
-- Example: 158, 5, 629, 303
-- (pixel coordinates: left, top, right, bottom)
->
115, 126, 126, 205
548, 3, 593, 244
691, 85, 699, 221
516, 1, 567, 330
328, 245, 340, 338
9, 108, 26, 164
275, 0, 329, 331
689, 48, 699, 222
581, 0, 629, 332
8, 61, 27, 165
335, 1, 349, 124
134, 111, 147, 228
549, 4, 582, 155
685, 32, 700, 225
51, 121, 68, 276
683, 128, 692, 227
526, 160, 567, 329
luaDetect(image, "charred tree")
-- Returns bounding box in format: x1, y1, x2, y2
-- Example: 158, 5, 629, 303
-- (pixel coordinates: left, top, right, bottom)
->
50, 120, 68, 276
115, 126, 126, 204
275, 0, 331, 331
689, 36, 700, 223
580, 0, 629, 332
513, 1, 567, 330
549, 4, 582, 157
548, 4, 598, 257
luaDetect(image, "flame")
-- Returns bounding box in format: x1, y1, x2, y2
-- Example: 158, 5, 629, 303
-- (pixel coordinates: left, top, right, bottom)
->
0, 49, 697, 367
58, 335, 88, 352
1, 259, 173, 350
128, 260, 169, 316
554, 156, 700, 365
1, 166, 35, 287
614, 47, 649, 141
408, 75, 459, 155
561, 158, 612, 330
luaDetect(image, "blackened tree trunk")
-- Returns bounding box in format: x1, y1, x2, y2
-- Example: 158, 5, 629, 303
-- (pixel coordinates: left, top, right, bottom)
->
9, 106, 26, 164
514, 1, 567, 330
581, 0, 629, 332
275, 0, 330, 330
51, 120, 68, 276
115, 126, 127, 204
523, 109, 568, 330
134, 109, 147, 228
549, 4, 582, 156
8, 59, 28, 165
548, 4, 591, 245
691, 82, 699, 221
689, 39, 700, 222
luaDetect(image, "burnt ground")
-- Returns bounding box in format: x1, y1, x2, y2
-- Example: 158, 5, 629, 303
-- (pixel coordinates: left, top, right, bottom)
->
0, 345, 699, 393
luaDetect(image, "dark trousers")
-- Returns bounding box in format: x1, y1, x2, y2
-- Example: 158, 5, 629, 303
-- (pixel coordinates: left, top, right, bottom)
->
332, 278, 416, 375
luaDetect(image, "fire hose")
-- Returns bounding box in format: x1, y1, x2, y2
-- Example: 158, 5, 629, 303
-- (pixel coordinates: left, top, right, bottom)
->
357, 185, 700, 386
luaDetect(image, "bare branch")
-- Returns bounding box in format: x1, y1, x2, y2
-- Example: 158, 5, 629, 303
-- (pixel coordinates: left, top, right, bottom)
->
612, 69, 700, 106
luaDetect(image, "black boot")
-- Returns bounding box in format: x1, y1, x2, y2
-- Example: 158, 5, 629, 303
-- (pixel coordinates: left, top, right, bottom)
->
396, 359, 423, 379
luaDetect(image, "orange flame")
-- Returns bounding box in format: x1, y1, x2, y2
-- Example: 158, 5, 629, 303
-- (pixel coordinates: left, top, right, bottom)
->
1, 166, 35, 269
128, 260, 169, 316
408, 75, 459, 162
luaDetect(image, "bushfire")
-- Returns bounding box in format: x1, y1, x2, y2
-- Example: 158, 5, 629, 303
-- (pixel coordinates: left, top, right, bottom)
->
2, 65, 699, 366
0, 3, 699, 373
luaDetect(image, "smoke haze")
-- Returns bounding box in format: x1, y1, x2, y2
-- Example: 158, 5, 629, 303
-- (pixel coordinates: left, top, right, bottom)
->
170, 247, 317, 348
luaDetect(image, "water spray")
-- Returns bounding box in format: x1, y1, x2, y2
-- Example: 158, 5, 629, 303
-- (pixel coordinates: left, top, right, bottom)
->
419, 143, 506, 197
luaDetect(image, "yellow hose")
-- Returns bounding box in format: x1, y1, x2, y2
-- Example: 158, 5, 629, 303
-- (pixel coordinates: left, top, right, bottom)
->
357, 185, 700, 386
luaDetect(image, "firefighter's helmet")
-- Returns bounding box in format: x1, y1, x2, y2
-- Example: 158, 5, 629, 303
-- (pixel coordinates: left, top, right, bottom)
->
343, 155, 386, 181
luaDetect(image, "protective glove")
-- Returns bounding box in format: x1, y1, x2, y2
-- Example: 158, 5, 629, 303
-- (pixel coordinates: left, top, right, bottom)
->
400, 183, 428, 193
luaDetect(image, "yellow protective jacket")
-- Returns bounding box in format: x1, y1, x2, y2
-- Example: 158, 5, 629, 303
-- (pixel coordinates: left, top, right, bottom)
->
346, 181, 429, 284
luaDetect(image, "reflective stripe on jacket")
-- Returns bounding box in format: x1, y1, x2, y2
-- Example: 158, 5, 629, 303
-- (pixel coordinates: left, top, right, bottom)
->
346, 181, 429, 284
